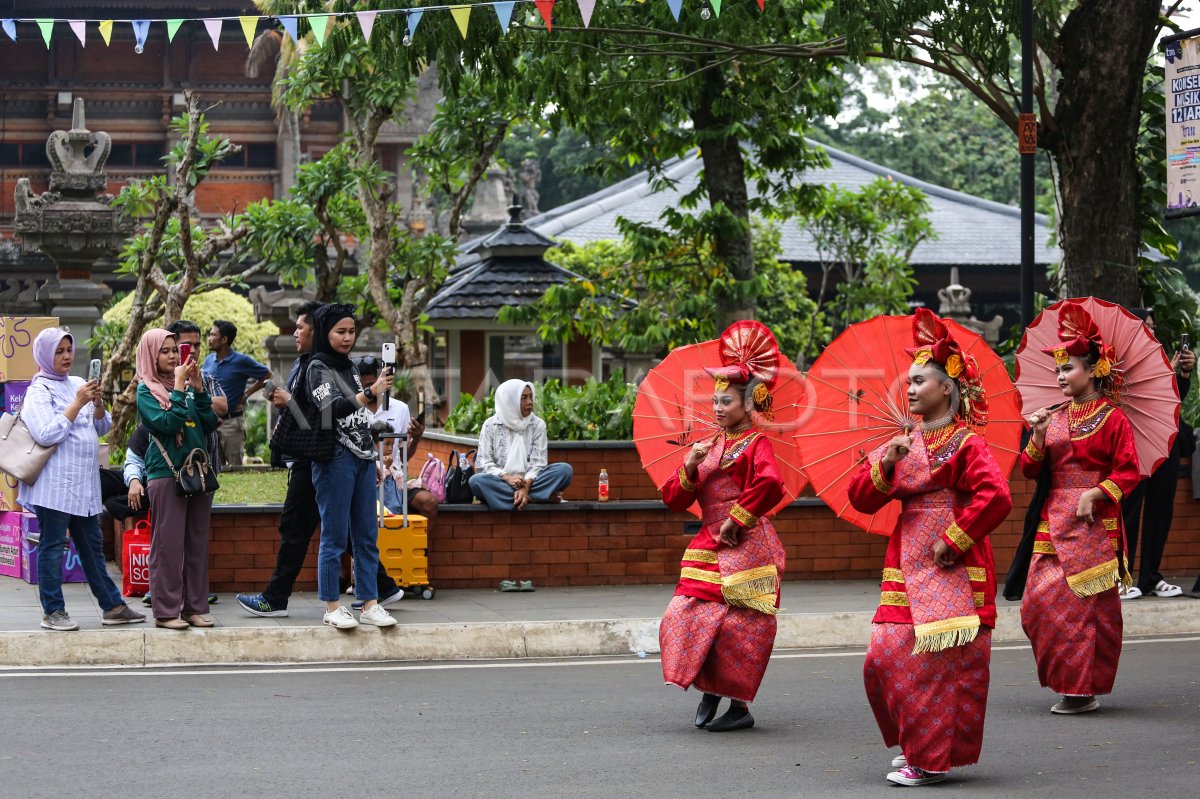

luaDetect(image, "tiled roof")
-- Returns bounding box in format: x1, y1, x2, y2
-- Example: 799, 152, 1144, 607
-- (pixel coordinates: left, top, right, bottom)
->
523, 141, 1061, 267
425, 255, 581, 321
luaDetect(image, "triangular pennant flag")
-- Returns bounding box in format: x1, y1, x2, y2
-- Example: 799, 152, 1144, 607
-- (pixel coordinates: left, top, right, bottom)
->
99, 20, 113, 45
309, 15, 329, 45
279, 16, 298, 41
36, 19, 53, 48
1, 19, 15, 42
166, 19, 183, 42
356, 10, 377, 41
406, 10, 423, 41
493, 2, 515, 33
449, 5, 471, 39
68, 20, 86, 46
577, 0, 596, 27
665, 0, 682, 20
132, 20, 151, 51
534, 0, 555, 31
204, 18, 222, 50
239, 16, 258, 47
755, 0, 764, 9
709, 0, 722, 16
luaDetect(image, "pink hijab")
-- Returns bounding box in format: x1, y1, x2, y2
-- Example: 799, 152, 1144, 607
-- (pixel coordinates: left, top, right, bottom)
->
135, 329, 176, 410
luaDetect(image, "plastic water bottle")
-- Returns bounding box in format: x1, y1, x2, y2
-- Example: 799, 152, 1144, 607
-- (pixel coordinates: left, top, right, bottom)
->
459, 453, 469, 471
598, 468, 609, 502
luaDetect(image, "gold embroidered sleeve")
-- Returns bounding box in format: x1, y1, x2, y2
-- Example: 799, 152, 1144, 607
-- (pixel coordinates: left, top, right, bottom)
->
677, 466, 697, 493
1099, 479, 1123, 503
944, 521, 974, 554
1024, 439, 1045, 462
729, 503, 757, 528
870, 462, 892, 494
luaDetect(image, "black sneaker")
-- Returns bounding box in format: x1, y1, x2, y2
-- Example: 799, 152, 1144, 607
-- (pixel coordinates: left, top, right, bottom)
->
352, 587, 403, 611
141, 594, 152, 606
236, 593, 288, 618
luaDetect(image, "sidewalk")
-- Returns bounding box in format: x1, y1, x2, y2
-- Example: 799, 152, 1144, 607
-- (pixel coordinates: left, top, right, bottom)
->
1, 567, 1197, 667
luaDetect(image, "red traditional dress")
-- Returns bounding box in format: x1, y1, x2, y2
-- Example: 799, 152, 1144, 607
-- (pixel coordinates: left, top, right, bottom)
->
659, 429, 786, 702
848, 427, 1011, 773
1018, 397, 1139, 696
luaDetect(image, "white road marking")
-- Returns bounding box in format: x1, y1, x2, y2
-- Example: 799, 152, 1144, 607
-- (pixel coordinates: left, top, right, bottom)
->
0, 635, 1197, 679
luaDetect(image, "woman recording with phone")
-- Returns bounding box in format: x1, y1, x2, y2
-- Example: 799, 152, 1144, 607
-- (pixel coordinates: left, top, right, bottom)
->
19, 328, 145, 631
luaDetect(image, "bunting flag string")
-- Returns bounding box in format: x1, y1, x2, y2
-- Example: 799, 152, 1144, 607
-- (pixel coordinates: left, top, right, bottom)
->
0, 0, 755, 53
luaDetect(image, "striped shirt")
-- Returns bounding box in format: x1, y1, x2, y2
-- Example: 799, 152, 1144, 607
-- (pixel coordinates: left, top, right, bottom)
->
17, 377, 112, 517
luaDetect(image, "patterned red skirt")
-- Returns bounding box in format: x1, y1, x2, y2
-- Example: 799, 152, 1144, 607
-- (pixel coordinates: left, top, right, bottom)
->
863, 622, 991, 773
659, 594, 777, 703
1021, 553, 1122, 695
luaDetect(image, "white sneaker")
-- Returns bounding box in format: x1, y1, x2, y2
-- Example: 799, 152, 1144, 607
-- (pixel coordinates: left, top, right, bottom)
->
1119, 586, 1143, 600
1151, 580, 1183, 598
323, 606, 359, 629
359, 604, 397, 627
891, 754, 907, 768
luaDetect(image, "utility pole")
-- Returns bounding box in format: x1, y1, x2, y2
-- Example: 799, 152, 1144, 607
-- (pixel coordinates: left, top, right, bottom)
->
1019, 0, 1036, 325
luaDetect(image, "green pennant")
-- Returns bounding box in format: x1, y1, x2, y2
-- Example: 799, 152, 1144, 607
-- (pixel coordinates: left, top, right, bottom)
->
710, 0, 722, 16
166, 19, 184, 42
309, 14, 329, 45
36, 19, 53, 48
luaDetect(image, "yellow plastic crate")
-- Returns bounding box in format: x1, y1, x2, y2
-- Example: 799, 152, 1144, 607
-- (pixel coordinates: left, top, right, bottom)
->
377, 513, 431, 593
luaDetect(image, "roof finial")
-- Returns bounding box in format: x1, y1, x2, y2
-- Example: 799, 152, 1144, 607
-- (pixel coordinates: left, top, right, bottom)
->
507, 199, 523, 227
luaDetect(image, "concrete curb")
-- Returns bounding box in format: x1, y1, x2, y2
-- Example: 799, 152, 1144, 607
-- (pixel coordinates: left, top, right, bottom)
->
1, 602, 1196, 668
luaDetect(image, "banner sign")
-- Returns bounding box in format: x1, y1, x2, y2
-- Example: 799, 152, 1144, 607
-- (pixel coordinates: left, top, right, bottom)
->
1164, 28, 1200, 219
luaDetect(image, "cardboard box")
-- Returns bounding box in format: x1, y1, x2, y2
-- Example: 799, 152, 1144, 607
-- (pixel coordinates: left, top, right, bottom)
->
0, 471, 20, 513
0, 317, 60, 382
19, 512, 86, 585
2, 380, 30, 414
0, 512, 21, 579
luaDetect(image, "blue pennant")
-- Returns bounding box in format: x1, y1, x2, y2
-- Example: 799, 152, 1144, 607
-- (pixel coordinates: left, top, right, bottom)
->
407, 9, 423, 40
132, 19, 151, 49
493, 1, 515, 32
666, 0, 683, 21
279, 16, 298, 41
1, 19, 15, 41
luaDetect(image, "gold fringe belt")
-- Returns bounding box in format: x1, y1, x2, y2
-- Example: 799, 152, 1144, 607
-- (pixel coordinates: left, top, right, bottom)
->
912, 614, 981, 654
721, 565, 779, 616
1065, 558, 1120, 598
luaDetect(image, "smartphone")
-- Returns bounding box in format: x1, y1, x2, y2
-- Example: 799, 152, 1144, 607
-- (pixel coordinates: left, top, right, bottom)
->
1183, 333, 1191, 353
381, 342, 397, 366
178, 341, 193, 363
88, 359, 101, 382
263, 378, 277, 400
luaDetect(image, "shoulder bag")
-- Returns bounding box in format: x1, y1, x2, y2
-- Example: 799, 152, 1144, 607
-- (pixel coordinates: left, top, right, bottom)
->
150, 435, 220, 497
0, 384, 59, 485
268, 365, 338, 463
443, 448, 476, 504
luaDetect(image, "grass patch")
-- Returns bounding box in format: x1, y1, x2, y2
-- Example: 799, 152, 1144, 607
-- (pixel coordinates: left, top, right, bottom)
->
214, 469, 290, 505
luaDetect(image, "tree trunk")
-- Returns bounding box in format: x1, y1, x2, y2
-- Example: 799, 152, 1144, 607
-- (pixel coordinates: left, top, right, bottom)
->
692, 69, 756, 328
1049, 0, 1159, 306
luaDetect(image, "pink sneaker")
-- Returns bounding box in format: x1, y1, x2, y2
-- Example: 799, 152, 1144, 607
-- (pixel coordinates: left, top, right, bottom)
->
886, 765, 948, 786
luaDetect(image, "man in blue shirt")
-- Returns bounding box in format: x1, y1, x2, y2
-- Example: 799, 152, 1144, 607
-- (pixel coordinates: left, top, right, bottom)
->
201, 319, 271, 466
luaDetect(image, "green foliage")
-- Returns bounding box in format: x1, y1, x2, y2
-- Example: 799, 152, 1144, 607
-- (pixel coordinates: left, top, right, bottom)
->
500, 123, 635, 211
243, 401, 270, 461
444, 373, 637, 441
501, 218, 825, 361
212, 469, 290, 505
98, 289, 278, 365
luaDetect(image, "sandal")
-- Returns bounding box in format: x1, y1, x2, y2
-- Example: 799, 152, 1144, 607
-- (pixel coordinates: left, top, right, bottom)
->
1151, 580, 1183, 598
499, 580, 520, 592
518, 580, 536, 592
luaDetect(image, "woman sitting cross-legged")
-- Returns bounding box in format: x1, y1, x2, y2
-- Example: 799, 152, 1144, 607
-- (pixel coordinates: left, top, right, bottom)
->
468, 379, 573, 510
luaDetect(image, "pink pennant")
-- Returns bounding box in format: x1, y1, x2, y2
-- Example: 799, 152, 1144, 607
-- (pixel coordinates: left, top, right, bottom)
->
68, 19, 86, 46
577, 0, 596, 27
356, 10, 377, 40
204, 18, 222, 50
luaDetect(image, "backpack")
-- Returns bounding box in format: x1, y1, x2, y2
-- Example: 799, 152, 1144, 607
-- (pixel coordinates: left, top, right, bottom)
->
409, 452, 446, 503
443, 448, 476, 504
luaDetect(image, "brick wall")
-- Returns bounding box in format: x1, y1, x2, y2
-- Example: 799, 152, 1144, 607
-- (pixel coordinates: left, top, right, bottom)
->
170, 466, 1200, 592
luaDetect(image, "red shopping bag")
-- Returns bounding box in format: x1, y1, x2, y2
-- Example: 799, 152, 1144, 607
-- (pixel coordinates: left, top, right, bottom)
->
122, 517, 152, 597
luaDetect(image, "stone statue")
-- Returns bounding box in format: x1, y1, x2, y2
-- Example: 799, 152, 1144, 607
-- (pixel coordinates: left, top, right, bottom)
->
936, 267, 1004, 345
518, 158, 542, 219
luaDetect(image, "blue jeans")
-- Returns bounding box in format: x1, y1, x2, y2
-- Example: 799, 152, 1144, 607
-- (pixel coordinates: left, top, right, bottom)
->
31, 505, 124, 616
468, 463, 574, 511
312, 447, 381, 603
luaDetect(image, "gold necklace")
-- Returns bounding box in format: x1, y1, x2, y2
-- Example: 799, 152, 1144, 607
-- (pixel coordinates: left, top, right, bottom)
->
1068, 395, 1105, 430
923, 423, 961, 453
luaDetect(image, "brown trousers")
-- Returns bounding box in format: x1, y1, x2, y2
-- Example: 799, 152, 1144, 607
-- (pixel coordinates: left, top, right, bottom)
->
147, 478, 213, 619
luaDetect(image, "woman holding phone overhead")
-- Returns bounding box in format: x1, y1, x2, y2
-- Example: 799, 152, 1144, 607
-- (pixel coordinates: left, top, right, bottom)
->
19, 327, 145, 631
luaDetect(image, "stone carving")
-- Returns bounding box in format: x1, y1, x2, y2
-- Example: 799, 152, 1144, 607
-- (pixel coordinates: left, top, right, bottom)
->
936, 267, 1004, 345
518, 158, 541, 219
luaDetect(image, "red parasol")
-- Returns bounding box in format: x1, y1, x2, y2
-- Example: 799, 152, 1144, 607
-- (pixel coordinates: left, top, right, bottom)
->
633, 341, 808, 518
1014, 297, 1179, 477
794, 315, 1023, 536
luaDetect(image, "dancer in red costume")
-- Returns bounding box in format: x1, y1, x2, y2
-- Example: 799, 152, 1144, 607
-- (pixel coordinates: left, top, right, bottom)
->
659, 321, 786, 733
848, 309, 1012, 787
1018, 301, 1139, 715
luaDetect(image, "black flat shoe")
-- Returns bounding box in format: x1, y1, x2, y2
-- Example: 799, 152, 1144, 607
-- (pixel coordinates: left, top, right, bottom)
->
694, 693, 721, 728
706, 708, 754, 732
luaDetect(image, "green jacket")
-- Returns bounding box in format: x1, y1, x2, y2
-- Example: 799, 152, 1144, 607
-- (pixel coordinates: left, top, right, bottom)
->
137, 383, 219, 482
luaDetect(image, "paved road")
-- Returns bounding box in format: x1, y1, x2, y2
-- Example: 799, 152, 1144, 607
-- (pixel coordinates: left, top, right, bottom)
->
5, 635, 1199, 798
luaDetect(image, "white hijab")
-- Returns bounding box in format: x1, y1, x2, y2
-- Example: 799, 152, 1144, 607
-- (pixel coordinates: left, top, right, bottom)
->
493, 379, 535, 474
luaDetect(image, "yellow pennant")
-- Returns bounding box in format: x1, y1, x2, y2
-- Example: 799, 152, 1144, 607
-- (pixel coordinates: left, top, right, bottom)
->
449, 5, 471, 38
239, 15, 258, 47
98, 19, 113, 45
